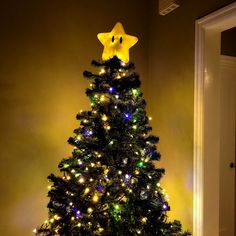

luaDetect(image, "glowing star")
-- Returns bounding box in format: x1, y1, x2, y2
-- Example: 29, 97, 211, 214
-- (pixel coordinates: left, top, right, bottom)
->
97, 22, 138, 63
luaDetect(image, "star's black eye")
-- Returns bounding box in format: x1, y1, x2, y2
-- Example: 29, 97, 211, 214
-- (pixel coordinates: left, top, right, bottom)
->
120, 37, 123, 44
112, 36, 115, 43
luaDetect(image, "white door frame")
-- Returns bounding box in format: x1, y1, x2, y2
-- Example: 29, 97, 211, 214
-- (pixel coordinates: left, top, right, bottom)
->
194, 2, 236, 236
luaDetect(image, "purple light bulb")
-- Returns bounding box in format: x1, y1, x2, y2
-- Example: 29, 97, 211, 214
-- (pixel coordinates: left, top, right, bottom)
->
76, 210, 81, 217
97, 185, 103, 192
124, 113, 132, 120
108, 87, 114, 93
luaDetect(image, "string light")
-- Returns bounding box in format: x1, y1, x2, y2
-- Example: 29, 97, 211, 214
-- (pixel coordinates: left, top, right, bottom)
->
102, 114, 108, 121
87, 207, 93, 213
76, 210, 81, 217
105, 125, 111, 130
78, 177, 85, 184
84, 188, 90, 195
100, 95, 106, 102
92, 194, 99, 203
108, 87, 114, 93
141, 217, 147, 224
132, 88, 139, 97
99, 68, 105, 74
137, 161, 144, 167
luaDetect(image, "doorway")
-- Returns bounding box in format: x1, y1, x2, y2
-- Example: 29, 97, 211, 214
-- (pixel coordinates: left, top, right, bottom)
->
194, 2, 236, 236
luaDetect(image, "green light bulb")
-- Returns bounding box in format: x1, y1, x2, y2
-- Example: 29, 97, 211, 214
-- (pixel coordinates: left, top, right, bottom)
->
137, 161, 144, 167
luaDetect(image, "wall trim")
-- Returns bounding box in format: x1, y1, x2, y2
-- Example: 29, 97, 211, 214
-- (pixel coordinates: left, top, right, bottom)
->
194, 2, 236, 236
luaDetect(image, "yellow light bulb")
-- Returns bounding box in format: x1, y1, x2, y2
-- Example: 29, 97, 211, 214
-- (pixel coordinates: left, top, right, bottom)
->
132, 125, 137, 130
78, 177, 85, 184
87, 207, 93, 213
100, 95, 105, 102
84, 188, 90, 195
99, 68, 106, 74
105, 125, 111, 130
142, 217, 147, 222
92, 194, 99, 203
102, 114, 108, 121
149, 117, 152, 121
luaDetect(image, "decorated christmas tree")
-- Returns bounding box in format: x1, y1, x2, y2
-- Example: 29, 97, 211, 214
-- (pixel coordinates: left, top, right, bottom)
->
35, 23, 191, 236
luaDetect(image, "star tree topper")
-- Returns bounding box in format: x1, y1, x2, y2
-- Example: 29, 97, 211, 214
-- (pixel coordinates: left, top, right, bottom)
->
97, 22, 138, 63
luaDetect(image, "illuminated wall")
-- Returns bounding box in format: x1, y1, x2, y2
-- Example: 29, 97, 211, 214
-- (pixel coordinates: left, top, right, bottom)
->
0, 1, 148, 235
147, 0, 235, 231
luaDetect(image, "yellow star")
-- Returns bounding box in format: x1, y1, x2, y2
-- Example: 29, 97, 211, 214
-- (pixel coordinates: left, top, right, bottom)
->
97, 22, 138, 63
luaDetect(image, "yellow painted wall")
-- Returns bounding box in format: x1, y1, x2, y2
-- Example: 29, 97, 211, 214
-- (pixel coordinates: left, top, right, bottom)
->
0, 1, 148, 235
147, 0, 235, 232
